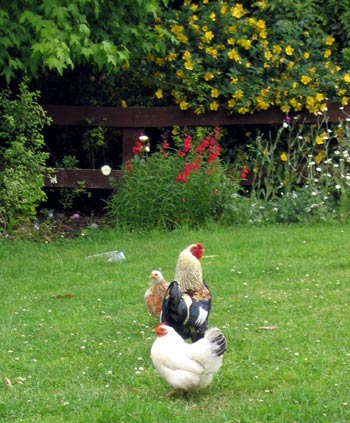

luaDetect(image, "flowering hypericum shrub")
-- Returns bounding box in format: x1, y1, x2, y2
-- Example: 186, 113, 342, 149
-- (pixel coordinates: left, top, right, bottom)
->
107, 127, 237, 230
147, 1, 350, 115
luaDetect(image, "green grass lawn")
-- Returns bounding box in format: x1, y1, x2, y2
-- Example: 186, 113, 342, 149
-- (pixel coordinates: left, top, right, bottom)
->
1, 223, 350, 422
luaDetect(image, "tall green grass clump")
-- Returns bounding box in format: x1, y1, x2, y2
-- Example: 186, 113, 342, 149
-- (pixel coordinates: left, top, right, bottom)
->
222, 108, 350, 224
107, 127, 237, 230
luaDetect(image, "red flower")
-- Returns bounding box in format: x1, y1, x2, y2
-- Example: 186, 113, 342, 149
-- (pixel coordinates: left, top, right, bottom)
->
132, 141, 142, 155
176, 174, 187, 183
125, 159, 132, 172
240, 166, 249, 179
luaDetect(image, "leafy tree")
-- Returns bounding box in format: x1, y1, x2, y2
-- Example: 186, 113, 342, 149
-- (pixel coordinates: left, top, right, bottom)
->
0, 0, 169, 83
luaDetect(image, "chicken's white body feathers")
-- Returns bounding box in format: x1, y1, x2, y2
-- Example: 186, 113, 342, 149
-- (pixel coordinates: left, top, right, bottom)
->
151, 325, 226, 391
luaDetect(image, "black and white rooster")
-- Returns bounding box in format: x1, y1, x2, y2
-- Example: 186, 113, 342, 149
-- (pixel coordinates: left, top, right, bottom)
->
161, 243, 211, 342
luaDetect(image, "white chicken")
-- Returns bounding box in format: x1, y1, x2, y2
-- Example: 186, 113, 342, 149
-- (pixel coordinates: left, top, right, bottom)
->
150, 323, 226, 395
144, 270, 169, 318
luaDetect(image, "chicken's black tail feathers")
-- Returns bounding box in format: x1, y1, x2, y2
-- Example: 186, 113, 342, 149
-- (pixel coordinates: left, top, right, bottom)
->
161, 281, 188, 327
205, 328, 227, 357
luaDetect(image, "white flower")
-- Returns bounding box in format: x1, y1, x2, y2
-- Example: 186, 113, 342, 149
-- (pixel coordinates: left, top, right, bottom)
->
335, 184, 341, 190
101, 165, 112, 176
139, 135, 149, 142
283, 122, 288, 128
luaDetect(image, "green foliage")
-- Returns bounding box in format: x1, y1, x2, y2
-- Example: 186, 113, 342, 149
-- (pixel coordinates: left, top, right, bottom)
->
107, 127, 237, 230
0, 81, 51, 231
0, 0, 169, 83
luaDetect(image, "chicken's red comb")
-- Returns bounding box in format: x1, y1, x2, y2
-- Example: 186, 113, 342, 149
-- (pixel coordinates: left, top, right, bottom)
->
196, 243, 203, 250
155, 322, 166, 330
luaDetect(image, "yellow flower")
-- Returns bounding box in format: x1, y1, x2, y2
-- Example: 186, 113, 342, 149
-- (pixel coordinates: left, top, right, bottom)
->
315, 92, 325, 102
325, 36, 335, 45
309, 67, 316, 75
256, 19, 266, 29
167, 52, 176, 62
194, 105, 205, 115
285, 45, 294, 56
210, 12, 216, 21
260, 88, 270, 97
228, 98, 236, 108
273, 45, 282, 54
206, 47, 218, 59
290, 98, 303, 111
227, 37, 235, 45
264, 50, 272, 60
301, 75, 312, 85
121, 100, 127, 108
182, 51, 191, 60
280, 152, 288, 162
176, 70, 184, 79
238, 39, 251, 50
315, 150, 325, 164
210, 101, 219, 111
203, 31, 215, 43
344, 74, 350, 83
231, 4, 245, 19
315, 135, 324, 145
304, 52, 310, 59
204, 72, 214, 81
220, 5, 227, 14
227, 48, 240, 61
179, 100, 188, 110
234, 89, 244, 100
341, 97, 348, 106
177, 34, 188, 43
171, 24, 184, 35
258, 1, 267, 10
238, 106, 249, 114
315, 131, 328, 145
324, 49, 332, 58
184, 61, 193, 70
155, 89, 163, 99
211, 88, 219, 98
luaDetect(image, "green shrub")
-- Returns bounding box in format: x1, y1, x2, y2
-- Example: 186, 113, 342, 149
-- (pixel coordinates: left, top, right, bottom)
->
0, 81, 51, 232
107, 127, 238, 230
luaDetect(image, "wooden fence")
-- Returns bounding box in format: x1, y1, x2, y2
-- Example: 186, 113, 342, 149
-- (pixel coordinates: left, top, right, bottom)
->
43, 103, 350, 189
